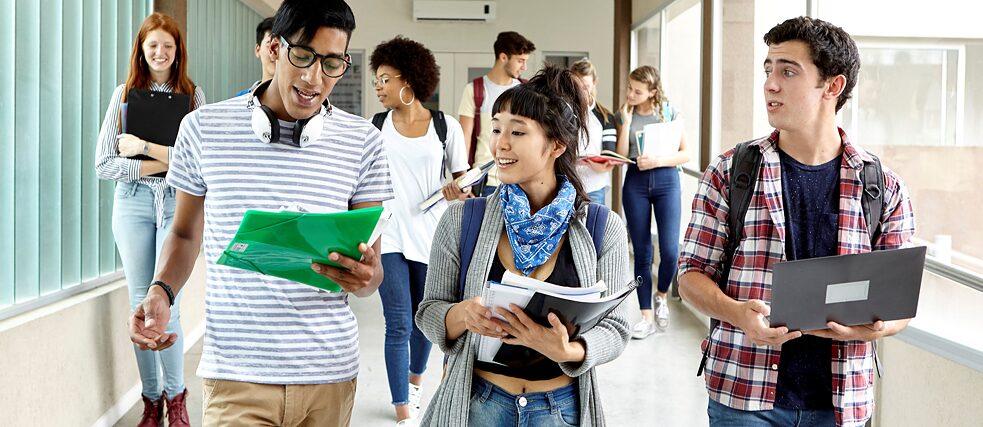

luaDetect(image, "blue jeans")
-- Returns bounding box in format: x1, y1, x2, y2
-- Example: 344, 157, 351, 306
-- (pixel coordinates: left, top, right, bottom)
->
468, 376, 580, 427
587, 187, 607, 205
379, 253, 432, 405
708, 399, 835, 426
622, 166, 681, 309
112, 181, 184, 401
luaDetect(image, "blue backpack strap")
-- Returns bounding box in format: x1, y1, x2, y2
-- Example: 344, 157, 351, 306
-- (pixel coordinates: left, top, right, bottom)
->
585, 203, 609, 257
458, 197, 487, 301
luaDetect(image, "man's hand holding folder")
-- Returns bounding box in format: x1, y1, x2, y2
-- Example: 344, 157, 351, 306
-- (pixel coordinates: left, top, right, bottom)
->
216, 205, 391, 295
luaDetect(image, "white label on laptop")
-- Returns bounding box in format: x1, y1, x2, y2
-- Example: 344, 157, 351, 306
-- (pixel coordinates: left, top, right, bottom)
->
825, 280, 869, 304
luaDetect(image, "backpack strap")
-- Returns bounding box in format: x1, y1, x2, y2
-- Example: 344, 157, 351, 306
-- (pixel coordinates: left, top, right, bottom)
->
585, 203, 609, 258
860, 154, 884, 248
458, 197, 487, 300
457, 199, 609, 301
469, 77, 485, 166
429, 109, 449, 180
429, 109, 448, 145
697, 140, 762, 377
371, 111, 388, 131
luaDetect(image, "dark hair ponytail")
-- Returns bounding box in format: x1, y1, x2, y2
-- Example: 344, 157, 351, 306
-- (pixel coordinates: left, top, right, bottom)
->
492, 64, 592, 211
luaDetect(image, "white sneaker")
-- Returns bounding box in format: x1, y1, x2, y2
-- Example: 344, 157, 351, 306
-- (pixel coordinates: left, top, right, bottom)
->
654, 297, 670, 331
396, 418, 418, 427
631, 318, 656, 339
408, 383, 422, 417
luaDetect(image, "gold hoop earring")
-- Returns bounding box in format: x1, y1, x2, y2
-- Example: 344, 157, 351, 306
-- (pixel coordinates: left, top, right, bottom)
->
399, 86, 415, 105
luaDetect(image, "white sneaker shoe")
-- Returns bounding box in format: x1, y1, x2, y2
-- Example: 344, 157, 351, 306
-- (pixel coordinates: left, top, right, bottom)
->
396, 418, 418, 427
631, 318, 657, 339
654, 297, 670, 331
408, 383, 422, 417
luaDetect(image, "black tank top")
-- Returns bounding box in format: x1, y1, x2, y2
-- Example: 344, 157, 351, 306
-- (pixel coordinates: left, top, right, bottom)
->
474, 238, 580, 381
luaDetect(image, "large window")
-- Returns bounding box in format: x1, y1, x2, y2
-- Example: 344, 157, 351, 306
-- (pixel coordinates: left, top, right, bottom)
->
1, 0, 152, 315
632, 0, 702, 172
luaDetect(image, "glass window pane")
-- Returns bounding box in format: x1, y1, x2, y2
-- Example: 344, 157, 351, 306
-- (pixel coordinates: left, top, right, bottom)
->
40, 0, 64, 296
663, 0, 702, 171
1, 0, 16, 307
14, 0, 41, 303
61, 0, 83, 288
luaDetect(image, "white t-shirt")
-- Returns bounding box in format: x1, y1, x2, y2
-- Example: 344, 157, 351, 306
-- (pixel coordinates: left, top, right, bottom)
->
576, 104, 609, 192
380, 112, 469, 264
457, 76, 521, 187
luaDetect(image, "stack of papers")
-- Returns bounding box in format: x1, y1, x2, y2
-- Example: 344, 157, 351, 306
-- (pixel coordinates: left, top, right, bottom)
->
638, 119, 684, 157
477, 271, 622, 365
216, 206, 391, 292
418, 160, 495, 212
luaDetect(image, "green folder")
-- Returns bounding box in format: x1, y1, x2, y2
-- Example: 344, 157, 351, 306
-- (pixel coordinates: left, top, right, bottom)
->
217, 206, 389, 292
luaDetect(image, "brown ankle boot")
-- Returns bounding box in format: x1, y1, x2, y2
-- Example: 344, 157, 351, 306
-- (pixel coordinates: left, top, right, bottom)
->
163, 389, 190, 427
137, 394, 164, 427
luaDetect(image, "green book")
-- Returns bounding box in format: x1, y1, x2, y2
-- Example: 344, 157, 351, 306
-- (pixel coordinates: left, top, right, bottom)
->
217, 206, 391, 292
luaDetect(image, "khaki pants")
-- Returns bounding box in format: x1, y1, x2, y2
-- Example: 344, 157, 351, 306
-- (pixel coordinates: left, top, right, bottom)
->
202, 378, 356, 427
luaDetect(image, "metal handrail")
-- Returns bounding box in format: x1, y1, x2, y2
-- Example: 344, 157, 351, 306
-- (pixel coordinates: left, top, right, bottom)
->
677, 167, 983, 294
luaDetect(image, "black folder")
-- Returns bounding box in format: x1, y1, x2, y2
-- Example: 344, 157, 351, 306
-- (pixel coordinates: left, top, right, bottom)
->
491, 279, 638, 367
124, 88, 191, 177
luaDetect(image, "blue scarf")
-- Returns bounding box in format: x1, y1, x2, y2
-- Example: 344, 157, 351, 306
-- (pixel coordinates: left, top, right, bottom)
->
500, 177, 577, 275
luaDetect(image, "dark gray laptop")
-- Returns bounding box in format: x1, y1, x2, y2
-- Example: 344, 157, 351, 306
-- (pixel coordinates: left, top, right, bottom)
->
770, 246, 927, 331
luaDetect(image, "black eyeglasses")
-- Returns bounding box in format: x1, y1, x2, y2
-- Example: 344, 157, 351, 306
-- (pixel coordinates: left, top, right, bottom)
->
279, 36, 351, 78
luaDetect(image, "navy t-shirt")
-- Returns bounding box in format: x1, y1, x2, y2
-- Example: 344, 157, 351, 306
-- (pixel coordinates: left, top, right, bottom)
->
774, 149, 840, 410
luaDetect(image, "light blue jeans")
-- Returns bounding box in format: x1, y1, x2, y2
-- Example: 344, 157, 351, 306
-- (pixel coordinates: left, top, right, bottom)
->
587, 187, 607, 205
468, 376, 580, 427
708, 399, 835, 427
112, 181, 184, 401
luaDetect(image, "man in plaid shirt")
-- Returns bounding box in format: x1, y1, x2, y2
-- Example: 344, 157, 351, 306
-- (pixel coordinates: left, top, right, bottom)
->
678, 17, 916, 427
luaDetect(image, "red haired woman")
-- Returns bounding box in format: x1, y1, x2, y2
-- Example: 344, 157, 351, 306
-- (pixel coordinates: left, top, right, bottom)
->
95, 13, 204, 427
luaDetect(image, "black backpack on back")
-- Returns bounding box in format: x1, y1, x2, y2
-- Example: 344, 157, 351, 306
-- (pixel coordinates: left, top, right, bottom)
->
695, 140, 885, 376
372, 109, 449, 179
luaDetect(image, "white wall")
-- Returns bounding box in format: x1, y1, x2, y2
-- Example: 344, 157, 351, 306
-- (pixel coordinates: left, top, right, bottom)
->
0, 258, 207, 427
346, 0, 615, 118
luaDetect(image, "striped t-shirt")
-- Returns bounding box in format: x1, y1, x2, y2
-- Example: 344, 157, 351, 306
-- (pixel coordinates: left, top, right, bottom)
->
167, 94, 393, 384
94, 82, 206, 226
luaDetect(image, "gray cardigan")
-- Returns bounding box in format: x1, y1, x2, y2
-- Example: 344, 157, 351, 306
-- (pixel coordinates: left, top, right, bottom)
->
415, 192, 632, 427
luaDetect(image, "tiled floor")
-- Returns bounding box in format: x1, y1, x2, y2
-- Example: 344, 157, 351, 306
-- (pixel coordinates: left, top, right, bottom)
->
116, 292, 710, 426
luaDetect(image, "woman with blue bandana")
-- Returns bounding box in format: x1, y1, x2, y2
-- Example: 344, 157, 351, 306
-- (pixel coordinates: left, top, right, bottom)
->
416, 64, 632, 427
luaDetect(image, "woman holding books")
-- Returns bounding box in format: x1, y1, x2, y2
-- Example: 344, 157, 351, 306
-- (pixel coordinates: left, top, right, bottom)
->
94, 12, 204, 427
614, 65, 689, 339
369, 36, 469, 426
417, 64, 631, 427
570, 58, 618, 205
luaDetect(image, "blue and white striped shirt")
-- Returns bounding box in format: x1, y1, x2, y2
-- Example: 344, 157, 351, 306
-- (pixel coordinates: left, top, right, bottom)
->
167, 94, 394, 384
95, 82, 206, 225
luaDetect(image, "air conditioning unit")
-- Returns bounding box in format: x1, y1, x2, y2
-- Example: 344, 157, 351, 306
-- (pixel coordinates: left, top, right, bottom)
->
413, 1, 497, 22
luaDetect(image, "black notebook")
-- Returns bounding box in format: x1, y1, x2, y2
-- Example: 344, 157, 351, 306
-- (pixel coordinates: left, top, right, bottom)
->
124, 88, 191, 177
491, 279, 638, 367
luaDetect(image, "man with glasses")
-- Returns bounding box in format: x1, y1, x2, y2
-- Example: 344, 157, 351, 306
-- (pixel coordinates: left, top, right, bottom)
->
128, 1, 391, 426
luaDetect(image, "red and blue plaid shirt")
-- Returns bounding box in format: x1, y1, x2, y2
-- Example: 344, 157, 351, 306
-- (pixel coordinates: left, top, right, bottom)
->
678, 129, 916, 426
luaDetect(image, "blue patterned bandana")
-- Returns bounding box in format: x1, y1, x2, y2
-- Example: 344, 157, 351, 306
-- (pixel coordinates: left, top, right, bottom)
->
500, 177, 577, 275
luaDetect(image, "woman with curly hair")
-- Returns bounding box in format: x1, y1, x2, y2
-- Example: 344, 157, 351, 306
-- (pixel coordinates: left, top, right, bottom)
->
370, 36, 469, 426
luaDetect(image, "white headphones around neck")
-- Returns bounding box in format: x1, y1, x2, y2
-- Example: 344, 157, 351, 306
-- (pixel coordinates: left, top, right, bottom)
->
246, 79, 332, 148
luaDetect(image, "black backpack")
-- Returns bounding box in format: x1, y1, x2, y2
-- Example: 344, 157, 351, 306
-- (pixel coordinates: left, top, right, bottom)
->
695, 140, 885, 377
372, 109, 449, 179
